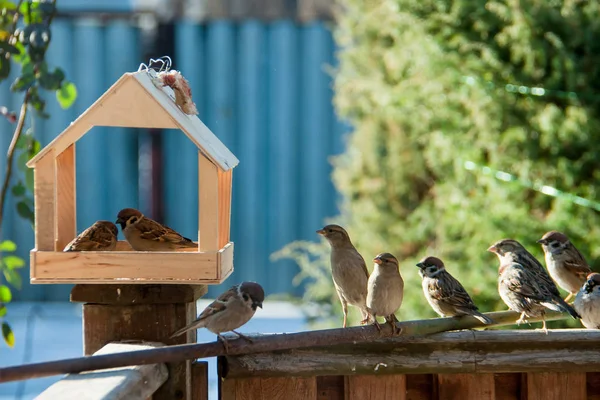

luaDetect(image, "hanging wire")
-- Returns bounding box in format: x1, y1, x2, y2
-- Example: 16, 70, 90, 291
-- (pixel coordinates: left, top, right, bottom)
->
137, 56, 173, 73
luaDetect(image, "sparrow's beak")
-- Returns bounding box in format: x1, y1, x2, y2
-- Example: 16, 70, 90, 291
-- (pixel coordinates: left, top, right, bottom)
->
373, 257, 383, 265
316, 229, 325, 236
115, 217, 123, 224
254, 301, 263, 309
536, 239, 546, 244
416, 262, 425, 269
584, 280, 595, 294
487, 245, 498, 253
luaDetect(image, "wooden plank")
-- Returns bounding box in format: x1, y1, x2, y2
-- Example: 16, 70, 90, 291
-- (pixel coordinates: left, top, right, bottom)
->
30, 243, 233, 284
217, 169, 232, 248
192, 361, 208, 400
525, 372, 586, 400
224, 377, 317, 400
344, 375, 406, 400
588, 372, 600, 400
437, 373, 494, 400
76, 285, 204, 400
55, 144, 76, 251
317, 376, 344, 400
33, 151, 56, 251
198, 155, 219, 251
36, 342, 168, 400
494, 373, 521, 400
71, 284, 207, 305
406, 374, 435, 400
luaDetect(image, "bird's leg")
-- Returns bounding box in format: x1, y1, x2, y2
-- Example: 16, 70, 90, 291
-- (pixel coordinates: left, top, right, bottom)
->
341, 299, 348, 328
516, 312, 528, 325
386, 314, 401, 335
232, 330, 253, 343
359, 308, 372, 325
564, 292, 574, 303
541, 318, 548, 334
217, 334, 230, 354
372, 315, 382, 335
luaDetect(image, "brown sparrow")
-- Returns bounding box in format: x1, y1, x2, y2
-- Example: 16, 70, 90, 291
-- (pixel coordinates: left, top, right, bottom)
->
116, 208, 197, 251
170, 282, 264, 352
366, 253, 404, 334
317, 224, 371, 327
537, 230, 592, 302
574, 273, 600, 329
417, 256, 494, 324
63, 221, 118, 252
489, 239, 580, 332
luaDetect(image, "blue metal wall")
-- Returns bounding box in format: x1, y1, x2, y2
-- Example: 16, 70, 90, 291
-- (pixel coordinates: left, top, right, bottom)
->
2, 18, 347, 301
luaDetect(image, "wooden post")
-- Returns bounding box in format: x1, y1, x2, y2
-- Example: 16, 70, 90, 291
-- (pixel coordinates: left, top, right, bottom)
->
71, 284, 207, 400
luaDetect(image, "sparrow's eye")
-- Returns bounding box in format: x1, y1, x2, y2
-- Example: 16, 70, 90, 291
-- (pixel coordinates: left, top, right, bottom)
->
328, 229, 334, 233
243, 294, 249, 302
551, 242, 560, 248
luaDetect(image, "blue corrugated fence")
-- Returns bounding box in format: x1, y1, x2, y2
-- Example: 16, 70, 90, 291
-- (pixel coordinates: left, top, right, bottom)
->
2, 18, 347, 301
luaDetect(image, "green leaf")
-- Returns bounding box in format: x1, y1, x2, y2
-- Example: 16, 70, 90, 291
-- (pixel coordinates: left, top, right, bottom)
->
0, 40, 20, 54
39, 66, 63, 91
29, 137, 40, 156
0, 240, 17, 252
3, 268, 21, 289
2, 321, 14, 347
0, 57, 10, 79
16, 200, 34, 222
4, 255, 24, 269
10, 72, 35, 92
0, 285, 11, 302
12, 42, 26, 63
56, 80, 77, 109
17, 151, 29, 173
25, 168, 34, 192
11, 182, 25, 197
0, 303, 6, 318
20, 2, 44, 25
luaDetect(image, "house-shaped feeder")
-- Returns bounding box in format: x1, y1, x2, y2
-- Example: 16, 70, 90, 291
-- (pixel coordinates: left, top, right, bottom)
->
26, 70, 238, 284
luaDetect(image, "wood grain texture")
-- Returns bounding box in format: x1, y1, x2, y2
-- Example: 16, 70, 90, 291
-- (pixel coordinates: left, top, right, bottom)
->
220, 377, 317, 400
316, 376, 344, 400
36, 342, 168, 400
494, 373, 521, 400
217, 169, 232, 249
345, 375, 406, 400
33, 152, 56, 251
29, 242, 233, 284
437, 373, 494, 400
525, 372, 586, 400
76, 284, 203, 400
191, 361, 208, 400
406, 374, 435, 400
198, 155, 219, 252
55, 144, 76, 251
70, 284, 207, 305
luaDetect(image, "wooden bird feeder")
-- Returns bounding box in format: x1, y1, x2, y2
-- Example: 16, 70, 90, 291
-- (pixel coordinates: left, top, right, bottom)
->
26, 70, 238, 284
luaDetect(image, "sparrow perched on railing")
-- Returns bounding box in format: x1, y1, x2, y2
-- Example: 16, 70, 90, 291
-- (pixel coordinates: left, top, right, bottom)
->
115, 208, 197, 251
317, 224, 372, 327
489, 239, 580, 332
63, 220, 118, 252
367, 252, 404, 334
170, 282, 264, 352
537, 231, 591, 302
574, 273, 600, 329
417, 256, 494, 324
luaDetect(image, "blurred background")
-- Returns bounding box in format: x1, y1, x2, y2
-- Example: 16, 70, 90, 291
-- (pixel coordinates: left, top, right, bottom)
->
3, 0, 600, 397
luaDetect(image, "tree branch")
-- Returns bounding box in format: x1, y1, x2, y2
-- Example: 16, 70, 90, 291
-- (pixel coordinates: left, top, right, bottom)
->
0, 93, 29, 229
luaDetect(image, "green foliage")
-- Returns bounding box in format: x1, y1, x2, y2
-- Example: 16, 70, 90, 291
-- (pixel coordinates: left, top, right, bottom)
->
278, 0, 600, 328
0, 0, 77, 348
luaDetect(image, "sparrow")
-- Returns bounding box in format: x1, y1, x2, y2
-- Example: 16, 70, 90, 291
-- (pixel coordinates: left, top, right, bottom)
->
416, 256, 494, 324
488, 239, 580, 332
574, 273, 600, 329
63, 221, 118, 252
115, 208, 197, 251
366, 252, 404, 334
317, 224, 372, 327
537, 230, 592, 302
170, 282, 264, 352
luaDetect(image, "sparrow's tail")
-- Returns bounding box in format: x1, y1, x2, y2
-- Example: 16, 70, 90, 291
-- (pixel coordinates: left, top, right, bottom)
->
169, 324, 195, 339
542, 297, 581, 319
473, 312, 494, 325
